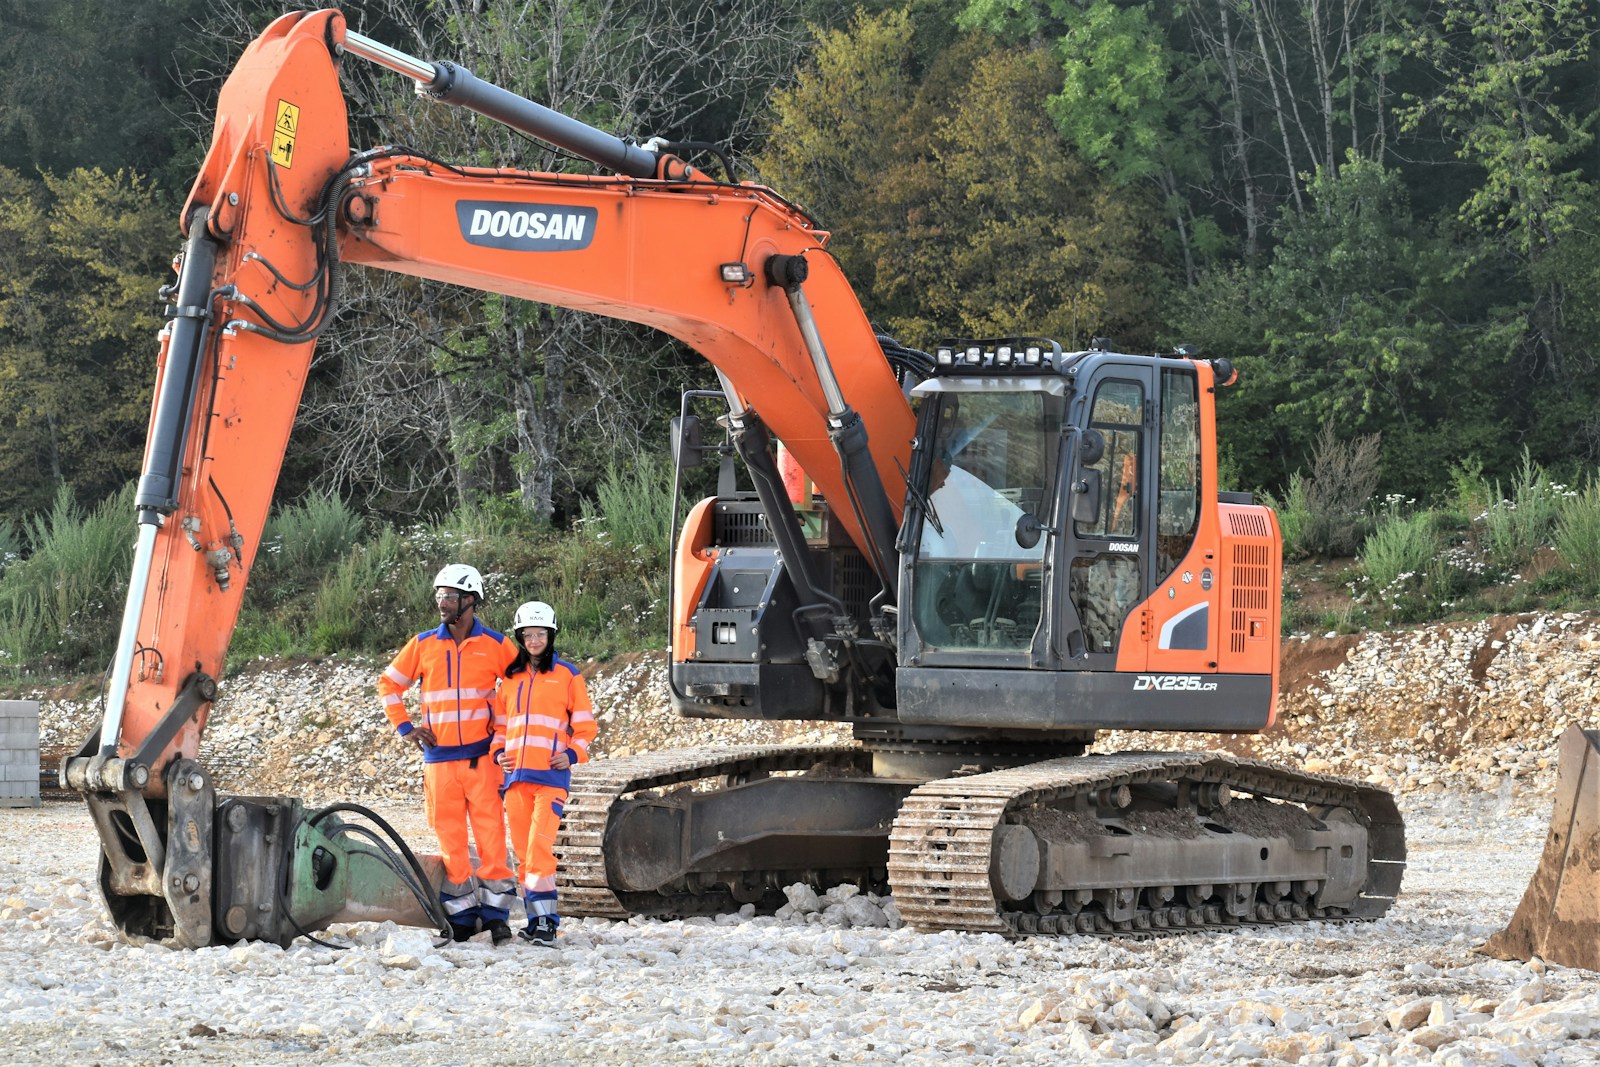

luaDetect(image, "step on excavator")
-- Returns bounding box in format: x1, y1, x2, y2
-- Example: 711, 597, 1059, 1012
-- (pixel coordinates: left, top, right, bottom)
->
65, 8, 1418, 946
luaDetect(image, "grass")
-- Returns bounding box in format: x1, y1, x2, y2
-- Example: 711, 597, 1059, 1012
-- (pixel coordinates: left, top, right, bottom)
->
0, 484, 135, 676
1482, 449, 1566, 571
4, 450, 1599, 682
0, 453, 681, 683
1554, 482, 1600, 595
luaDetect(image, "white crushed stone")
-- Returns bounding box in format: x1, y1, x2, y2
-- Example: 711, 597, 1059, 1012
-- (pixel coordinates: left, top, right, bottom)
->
9, 611, 1600, 1065
2, 796, 1597, 1066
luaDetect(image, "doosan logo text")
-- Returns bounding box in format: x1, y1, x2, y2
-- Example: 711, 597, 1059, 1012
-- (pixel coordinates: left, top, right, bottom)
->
1132, 674, 1218, 692
456, 201, 598, 251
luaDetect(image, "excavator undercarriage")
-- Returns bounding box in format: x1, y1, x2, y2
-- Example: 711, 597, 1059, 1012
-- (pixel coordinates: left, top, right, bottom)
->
557, 743, 1405, 936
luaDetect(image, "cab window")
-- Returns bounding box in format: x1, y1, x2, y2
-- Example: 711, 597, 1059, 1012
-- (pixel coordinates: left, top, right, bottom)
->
1074, 380, 1142, 540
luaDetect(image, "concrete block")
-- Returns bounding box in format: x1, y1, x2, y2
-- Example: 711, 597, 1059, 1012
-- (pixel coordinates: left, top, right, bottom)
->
0, 699, 40, 720
0, 701, 41, 806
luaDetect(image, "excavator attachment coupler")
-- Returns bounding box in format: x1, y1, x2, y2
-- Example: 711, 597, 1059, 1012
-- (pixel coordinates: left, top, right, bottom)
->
1481, 725, 1600, 971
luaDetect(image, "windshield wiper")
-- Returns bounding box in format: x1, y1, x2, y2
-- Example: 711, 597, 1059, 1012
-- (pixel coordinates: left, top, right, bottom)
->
896, 456, 943, 536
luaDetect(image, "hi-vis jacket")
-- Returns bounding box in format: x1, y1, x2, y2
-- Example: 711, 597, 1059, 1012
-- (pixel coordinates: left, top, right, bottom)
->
379, 620, 519, 763
494, 658, 597, 792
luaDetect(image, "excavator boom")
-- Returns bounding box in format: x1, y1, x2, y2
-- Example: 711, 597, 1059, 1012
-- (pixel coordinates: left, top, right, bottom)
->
64, 8, 912, 946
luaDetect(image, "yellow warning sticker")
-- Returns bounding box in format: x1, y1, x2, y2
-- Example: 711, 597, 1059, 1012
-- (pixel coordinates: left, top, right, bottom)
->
271, 100, 299, 169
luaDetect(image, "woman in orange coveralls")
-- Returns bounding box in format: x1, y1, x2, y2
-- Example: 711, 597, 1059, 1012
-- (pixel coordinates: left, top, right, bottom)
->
494, 600, 598, 946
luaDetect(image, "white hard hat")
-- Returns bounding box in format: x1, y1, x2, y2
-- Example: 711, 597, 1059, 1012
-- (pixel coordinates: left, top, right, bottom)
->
512, 600, 558, 632
433, 563, 485, 599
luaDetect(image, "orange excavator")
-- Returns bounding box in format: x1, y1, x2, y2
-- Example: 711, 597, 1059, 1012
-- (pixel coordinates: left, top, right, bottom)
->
64, 9, 1411, 946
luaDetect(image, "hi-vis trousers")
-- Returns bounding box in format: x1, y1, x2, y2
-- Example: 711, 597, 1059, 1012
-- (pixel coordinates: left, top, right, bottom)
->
423, 756, 516, 929
504, 781, 566, 926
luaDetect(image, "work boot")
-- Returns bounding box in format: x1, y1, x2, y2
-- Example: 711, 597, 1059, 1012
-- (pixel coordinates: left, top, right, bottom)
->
486, 919, 512, 946
449, 921, 478, 943
518, 916, 557, 946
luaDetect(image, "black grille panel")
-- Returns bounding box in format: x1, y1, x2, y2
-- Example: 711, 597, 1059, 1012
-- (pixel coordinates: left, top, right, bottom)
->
713, 502, 774, 546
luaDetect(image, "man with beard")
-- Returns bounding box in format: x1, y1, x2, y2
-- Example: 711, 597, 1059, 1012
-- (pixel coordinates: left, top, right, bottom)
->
378, 563, 520, 944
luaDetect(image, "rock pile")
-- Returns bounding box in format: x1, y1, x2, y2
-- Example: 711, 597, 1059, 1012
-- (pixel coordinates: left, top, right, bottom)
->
28, 610, 1599, 806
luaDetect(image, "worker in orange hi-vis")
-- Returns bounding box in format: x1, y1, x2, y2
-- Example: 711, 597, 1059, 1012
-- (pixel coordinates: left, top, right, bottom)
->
378, 563, 521, 945
494, 601, 597, 947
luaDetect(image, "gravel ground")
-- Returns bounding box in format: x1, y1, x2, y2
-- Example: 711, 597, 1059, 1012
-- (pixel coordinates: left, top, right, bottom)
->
2, 793, 1596, 1067
7, 614, 1600, 1065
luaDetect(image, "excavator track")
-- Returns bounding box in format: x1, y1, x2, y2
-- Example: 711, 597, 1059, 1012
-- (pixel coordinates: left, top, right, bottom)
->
889, 751, 1404, 936
558, 744, 869, 918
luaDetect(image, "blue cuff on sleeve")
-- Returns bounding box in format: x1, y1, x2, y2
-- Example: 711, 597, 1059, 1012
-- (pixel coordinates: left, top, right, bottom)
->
397, 722, 414, 737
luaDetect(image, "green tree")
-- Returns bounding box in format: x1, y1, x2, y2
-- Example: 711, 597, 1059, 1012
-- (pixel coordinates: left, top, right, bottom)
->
1178, 157, 1517, 493
758, 10, 1162, 348
1399, 0, 1600, 465
0, 0, 213, 189
0, 165, 170, 514
977, 0, 1219, 284
965, 0, 1422, 271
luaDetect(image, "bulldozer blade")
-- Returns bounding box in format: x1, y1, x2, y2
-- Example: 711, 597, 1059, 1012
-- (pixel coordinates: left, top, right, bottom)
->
1480, 725, 1600, 971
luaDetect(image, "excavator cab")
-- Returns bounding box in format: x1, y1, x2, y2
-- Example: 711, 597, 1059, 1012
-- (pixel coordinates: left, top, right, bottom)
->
670, 337, 1282, 740
892, 340, 1281, 736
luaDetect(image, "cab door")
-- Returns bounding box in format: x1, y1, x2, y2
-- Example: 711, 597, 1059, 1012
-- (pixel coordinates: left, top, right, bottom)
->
1142, 364, 1218, 675
1061, 364, 1153, 672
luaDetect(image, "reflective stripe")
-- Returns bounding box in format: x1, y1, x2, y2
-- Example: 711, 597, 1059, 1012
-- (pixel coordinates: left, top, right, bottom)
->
421, 686, 495, 701
383, 665, 411, 686
571, 709, 596, 724
480, 886, 519, 912
523, 873, 558, 893
416, 687, 489, 703
571, 737, 591, 753
442, 895, 477, 917
382, 692, 405, 707
507, 714, 571, 734
505, 731, 570, 753
440, 876, 477, 896
421, 690, 495, 709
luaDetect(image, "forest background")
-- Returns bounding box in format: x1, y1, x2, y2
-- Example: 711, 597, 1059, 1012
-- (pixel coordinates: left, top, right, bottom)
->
3, 0, 1600, 681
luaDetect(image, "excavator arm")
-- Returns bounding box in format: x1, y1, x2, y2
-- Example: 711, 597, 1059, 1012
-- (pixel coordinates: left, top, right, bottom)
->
62, 8, 913, 946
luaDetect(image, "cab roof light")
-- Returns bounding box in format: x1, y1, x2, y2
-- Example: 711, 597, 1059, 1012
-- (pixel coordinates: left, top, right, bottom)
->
927, 336, 1064, 374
